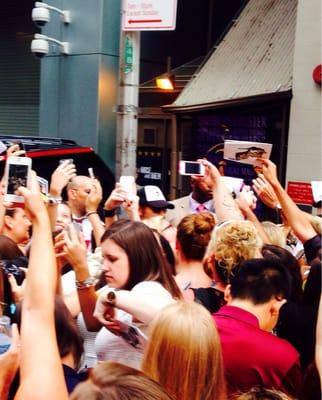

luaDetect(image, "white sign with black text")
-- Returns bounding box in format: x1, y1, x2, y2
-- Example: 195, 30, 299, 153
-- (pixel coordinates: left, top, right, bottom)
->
122, 0, 178, 31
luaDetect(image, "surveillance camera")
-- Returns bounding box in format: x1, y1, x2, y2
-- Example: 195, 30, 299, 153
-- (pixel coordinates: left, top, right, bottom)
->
31, 38, 49, 58
32, 6, 50, 27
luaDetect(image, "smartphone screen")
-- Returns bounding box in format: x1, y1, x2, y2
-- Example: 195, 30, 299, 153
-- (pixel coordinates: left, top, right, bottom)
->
179, 161, 205, 176
7, 164, 29, 195
185, 163, 202, 175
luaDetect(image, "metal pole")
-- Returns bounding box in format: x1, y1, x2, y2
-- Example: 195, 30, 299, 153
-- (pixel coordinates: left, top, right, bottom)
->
115, 26, 140, 180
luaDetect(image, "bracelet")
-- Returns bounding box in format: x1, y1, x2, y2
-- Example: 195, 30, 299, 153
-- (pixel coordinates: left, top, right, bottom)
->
103, 208, 117, 218
75, 277, 96, 290
86, 211, 98, 217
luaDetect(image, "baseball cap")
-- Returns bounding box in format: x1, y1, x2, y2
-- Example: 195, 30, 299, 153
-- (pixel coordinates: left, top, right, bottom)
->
137, 185, 174, 210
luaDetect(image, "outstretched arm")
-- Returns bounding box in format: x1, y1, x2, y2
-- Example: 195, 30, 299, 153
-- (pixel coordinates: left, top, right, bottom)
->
199, 159, 243, 223
259, 159, 316, 243
15, 172, 68, 400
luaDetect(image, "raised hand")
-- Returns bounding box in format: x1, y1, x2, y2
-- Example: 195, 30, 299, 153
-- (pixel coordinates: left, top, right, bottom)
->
49, 161, 76, 197
6, 144, 25, 158
59, 224, 88, 272
256, 158, 279, 187
252, 174, 279, 209
85, 178, 103, 213
104, 183, 128, 211
17, 170, 47, 221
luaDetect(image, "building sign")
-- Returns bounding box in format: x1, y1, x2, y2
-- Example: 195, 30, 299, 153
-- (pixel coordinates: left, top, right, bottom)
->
124, 36, 133, 74
122, 0, 178, 31
287, 181, 313, 205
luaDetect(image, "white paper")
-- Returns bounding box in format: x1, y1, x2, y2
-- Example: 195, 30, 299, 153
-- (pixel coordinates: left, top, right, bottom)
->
224, 140, 272, 165
221, 176, 244, 194
311, 181, 322, 202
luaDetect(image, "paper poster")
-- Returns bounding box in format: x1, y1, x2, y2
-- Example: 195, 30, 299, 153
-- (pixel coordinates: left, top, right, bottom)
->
224, 140, 272, 165
311, 181, 322, 203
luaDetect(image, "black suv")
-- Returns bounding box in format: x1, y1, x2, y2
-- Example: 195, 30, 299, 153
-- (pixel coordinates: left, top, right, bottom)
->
0, 135, 115, 200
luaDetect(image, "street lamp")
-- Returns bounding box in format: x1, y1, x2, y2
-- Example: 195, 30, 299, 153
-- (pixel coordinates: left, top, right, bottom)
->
156, 74, 175, 90
155, 57, 175, 90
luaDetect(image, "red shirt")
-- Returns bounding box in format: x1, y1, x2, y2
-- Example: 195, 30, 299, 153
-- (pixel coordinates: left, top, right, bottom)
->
213, 305, 302, 397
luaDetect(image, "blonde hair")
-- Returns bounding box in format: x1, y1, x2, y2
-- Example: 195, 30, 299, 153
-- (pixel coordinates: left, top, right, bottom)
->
205, 220, 262, 283
306, 214, 322, 235
142, 301, 227, 400
261, 221, 286, 248
177, 212, 216, 260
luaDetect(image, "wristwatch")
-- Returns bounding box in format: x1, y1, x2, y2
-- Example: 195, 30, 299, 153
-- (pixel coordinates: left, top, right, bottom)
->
106, 290, 117, 306
47, 195, 62, 205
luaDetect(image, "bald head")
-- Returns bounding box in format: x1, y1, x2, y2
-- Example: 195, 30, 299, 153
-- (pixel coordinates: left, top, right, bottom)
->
67, 175, 92, 216
67, 175, 92, 191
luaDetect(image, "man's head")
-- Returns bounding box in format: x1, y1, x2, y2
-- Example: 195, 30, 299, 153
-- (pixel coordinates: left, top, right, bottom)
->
3, 208, 32, 245
190, 176, 213, 204
67, 175, 92, 216
226, 258, 291, 331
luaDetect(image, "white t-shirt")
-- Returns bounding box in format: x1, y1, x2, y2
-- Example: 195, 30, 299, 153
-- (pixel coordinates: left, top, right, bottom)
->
94, 281, 173, 369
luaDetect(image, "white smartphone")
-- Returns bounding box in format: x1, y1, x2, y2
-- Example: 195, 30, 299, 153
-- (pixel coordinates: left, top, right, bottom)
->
119, 176, 136, 195
0, 141, 7, 154
88, 167, 94, 179
179, 161, 205, 176
37, 176, 49, 196
4, 156, 32, 203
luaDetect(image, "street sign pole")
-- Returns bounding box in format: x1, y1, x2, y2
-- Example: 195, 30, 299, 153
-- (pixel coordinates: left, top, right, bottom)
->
115, 28, 140, 180
116, 0, 177, 179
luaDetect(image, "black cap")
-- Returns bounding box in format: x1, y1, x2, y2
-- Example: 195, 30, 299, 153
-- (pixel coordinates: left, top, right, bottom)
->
137, 186, 174, 210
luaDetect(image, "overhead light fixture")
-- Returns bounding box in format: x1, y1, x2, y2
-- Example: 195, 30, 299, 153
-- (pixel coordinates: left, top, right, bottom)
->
156, 74, 175, 90
32, 1, 71, 27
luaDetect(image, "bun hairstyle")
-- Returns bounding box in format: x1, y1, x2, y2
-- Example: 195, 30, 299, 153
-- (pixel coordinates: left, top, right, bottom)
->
177, 212, 215, 261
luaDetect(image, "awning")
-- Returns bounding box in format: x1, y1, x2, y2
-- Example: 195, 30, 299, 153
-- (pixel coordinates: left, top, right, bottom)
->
164, 0, 297, 112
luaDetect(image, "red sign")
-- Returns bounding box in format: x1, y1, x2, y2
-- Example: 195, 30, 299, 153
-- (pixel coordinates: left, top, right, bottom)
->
287, 181, 313, 205
312, 65, 322, 86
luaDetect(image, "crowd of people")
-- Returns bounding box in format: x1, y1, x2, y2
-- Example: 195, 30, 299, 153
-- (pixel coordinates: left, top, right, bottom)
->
0, 143, 321, 400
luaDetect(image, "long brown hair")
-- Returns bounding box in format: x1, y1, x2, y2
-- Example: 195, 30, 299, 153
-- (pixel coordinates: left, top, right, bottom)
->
101, 220, 181, 298
70, 361, 174, 400
142, 301, 227, 400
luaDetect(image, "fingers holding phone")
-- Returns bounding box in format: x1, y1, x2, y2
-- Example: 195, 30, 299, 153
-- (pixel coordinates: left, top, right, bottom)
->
4, 156, 32, 204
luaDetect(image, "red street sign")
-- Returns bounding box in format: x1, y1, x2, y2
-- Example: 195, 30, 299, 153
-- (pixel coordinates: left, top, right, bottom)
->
287, 181, 313, 205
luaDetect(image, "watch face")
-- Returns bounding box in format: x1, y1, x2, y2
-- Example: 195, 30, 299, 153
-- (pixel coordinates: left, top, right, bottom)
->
107, 291, 116, 304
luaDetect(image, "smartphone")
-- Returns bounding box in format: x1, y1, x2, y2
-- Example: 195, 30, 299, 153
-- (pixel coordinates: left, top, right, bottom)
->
179, 161, 205, 176
4, 156, 32, 203
66, 222, 83, 240
37, 176, 49, 196
119, 176, 136, 196
0, 141, 7, 154
59, 158, 74, 166
88, 167, 94, 179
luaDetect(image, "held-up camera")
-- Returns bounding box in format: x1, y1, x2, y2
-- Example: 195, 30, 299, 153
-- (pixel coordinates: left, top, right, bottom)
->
1, 257, 28, 315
